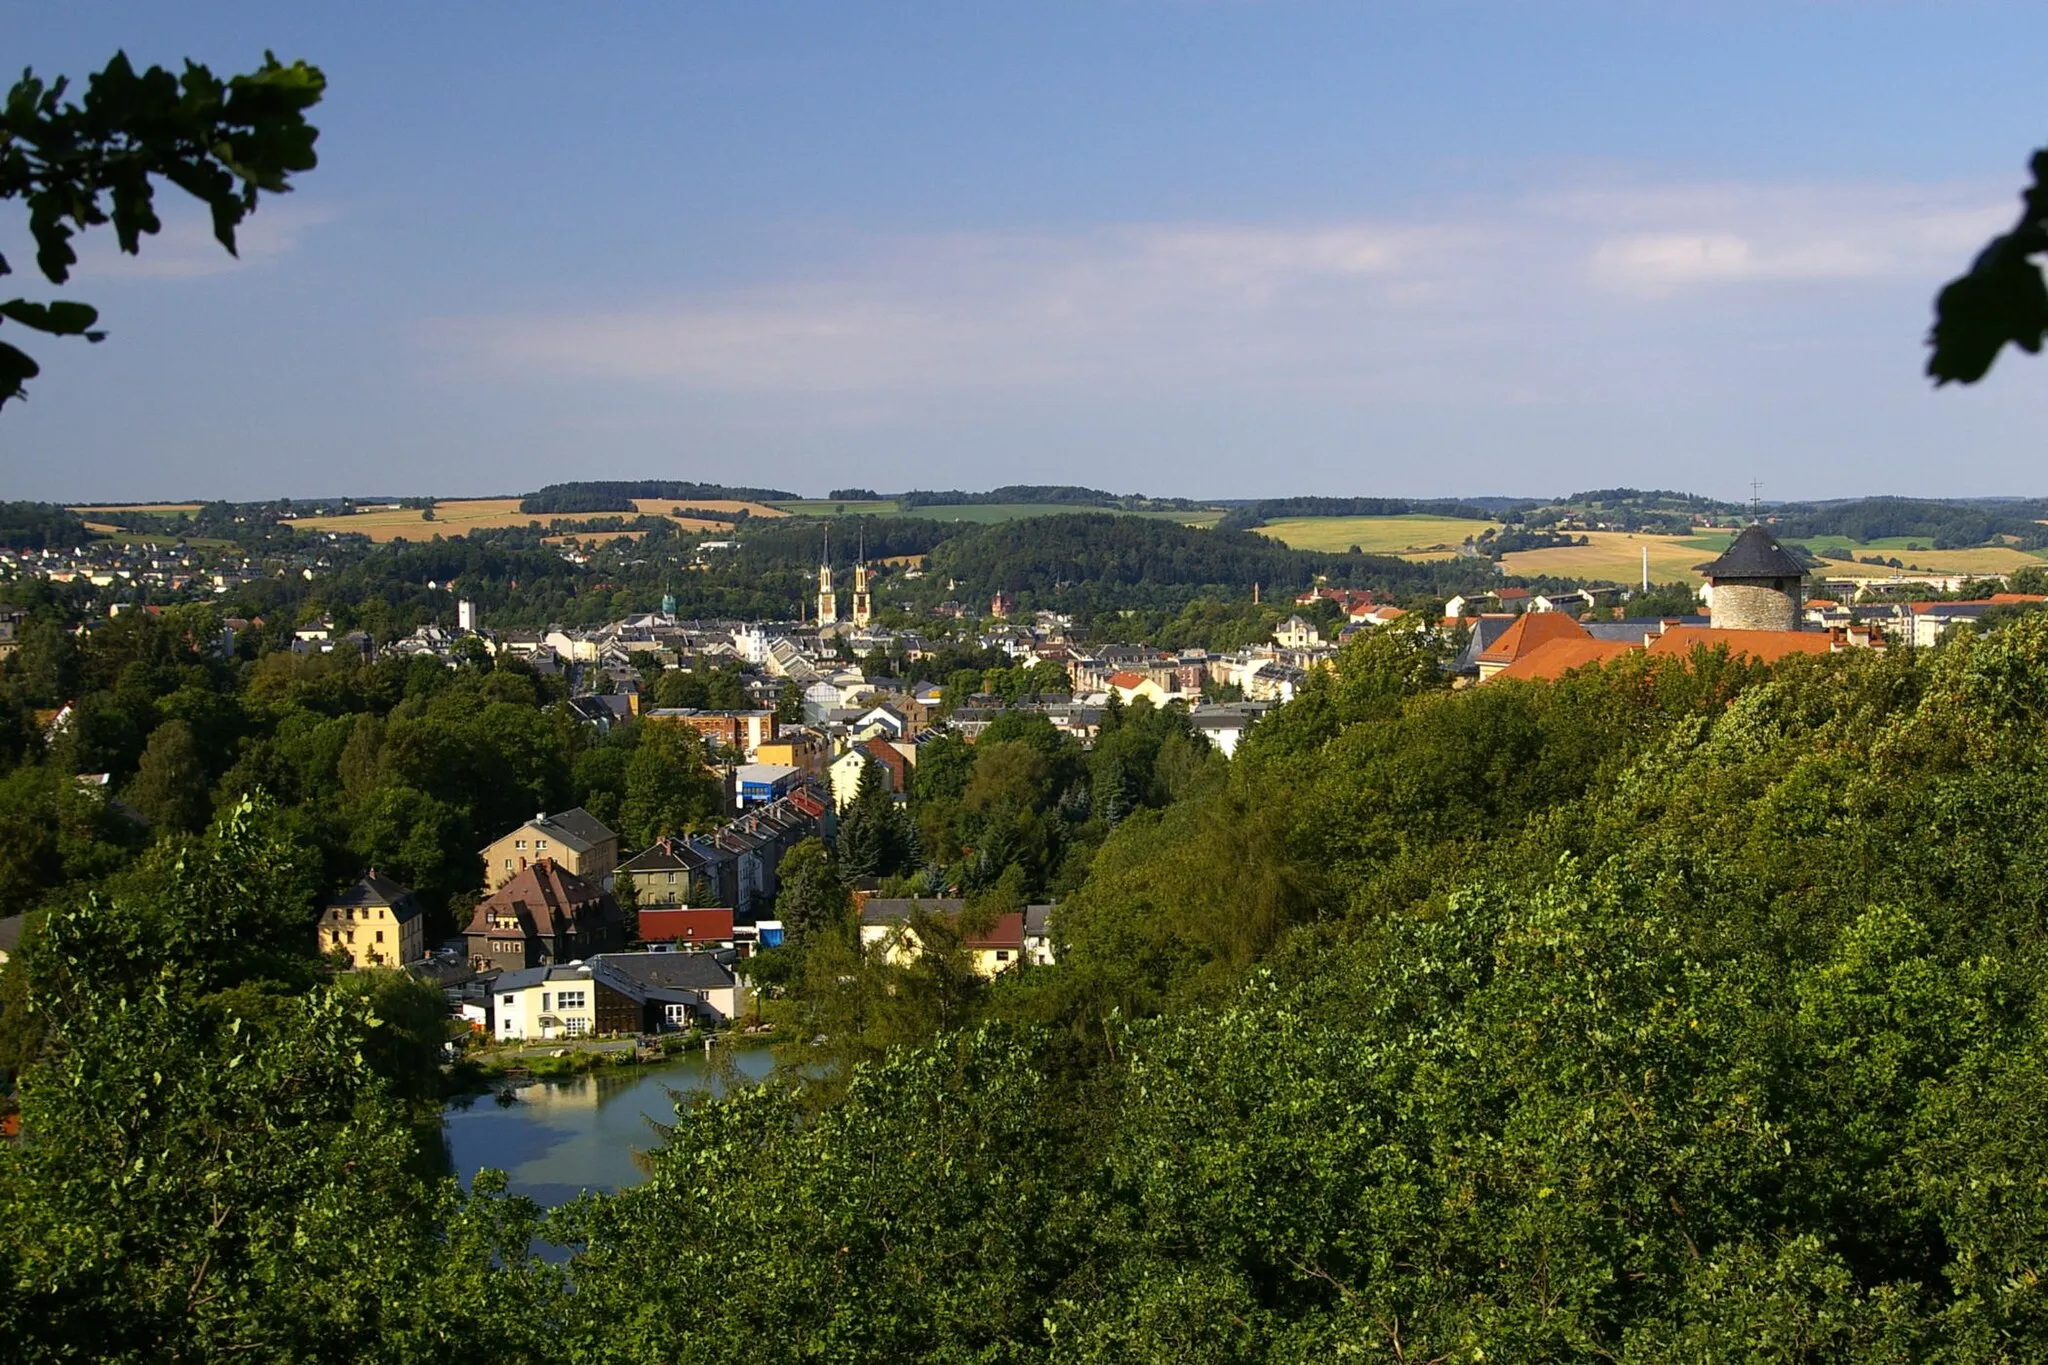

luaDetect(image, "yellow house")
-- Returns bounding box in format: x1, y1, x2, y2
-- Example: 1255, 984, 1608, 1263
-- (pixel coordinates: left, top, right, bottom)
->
480, 807, 619, 892
855, 898, 1028, 978
755, 728, 830, 777
317, 872, 424, 969
1105, 671, 1171, 706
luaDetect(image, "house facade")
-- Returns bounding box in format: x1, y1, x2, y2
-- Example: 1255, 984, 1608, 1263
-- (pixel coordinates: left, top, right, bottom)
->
857, 898, 1037, 978
317, 871, 424, 969
480, 807, 619, 892
491, 951, 747, 1041
463, 859, 625, 973
615, 836, 718, 910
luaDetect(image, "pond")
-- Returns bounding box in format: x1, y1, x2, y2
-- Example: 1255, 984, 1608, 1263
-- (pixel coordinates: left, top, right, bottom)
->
441, 1045, 778, 1206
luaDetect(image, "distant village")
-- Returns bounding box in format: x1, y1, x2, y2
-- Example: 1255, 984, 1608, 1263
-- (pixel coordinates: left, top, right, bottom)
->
6, 521, 2039, 1048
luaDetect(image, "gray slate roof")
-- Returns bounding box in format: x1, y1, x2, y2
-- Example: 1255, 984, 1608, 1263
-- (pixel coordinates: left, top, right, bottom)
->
593, 952, 736, 991
1703, 525, 1807, 580
532, 807, 617, 853
859, 897, 966, 926
325, 871, 420, 919
1583, 616, 1709, 643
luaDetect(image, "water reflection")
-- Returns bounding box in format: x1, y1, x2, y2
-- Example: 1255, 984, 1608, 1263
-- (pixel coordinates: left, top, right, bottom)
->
441, 1046, 777, 1206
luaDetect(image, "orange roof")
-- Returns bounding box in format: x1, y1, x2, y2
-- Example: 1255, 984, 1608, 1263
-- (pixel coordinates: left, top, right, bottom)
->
1493, 637, 1638, 682
1476, 611, 1592, 666
1645, 627, 1836, 664
1990, 593, 2048, 604
1805, 598, 1841, 609
1107, 671, 1150, 688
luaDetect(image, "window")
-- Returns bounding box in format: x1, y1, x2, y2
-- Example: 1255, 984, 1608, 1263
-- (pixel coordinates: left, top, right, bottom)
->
346, 931, 355, 944
515, 839, 526, 849
563, 1017, 589, 1036
535, 838, 548, 850
541, 993, 550, 1011
504, 858, 513, 870
663, 1003, 690, 1026
995, 950, 1010, 962
376, 930, 385, 943
502, 995, 514, 1006
667, 872, 676, 884
556, 990, 587, 1010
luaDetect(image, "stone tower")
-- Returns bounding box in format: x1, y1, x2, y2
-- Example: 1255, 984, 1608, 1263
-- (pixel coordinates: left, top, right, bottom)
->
851, 559, 872, 628
816, 530, 837, 627
1702, 524, 1805, 631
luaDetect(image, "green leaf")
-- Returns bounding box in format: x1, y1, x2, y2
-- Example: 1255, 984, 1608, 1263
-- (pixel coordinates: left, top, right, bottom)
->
0, 298, 101, 336
0, 338, 40, 408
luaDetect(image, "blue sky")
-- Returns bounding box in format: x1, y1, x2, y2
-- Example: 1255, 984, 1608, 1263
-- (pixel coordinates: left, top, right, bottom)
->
6, 1, 2048, 502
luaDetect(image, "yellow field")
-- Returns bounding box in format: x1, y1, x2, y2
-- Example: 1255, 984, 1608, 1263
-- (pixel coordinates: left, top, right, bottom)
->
1812, 546, 2048, 576
628, 498, 788, 518
1257, 514, 1500, 556
1499, 531, 2048, 584
288, 498, 531, 539
1500, 532, 1731, 582
285, 497, 771, 541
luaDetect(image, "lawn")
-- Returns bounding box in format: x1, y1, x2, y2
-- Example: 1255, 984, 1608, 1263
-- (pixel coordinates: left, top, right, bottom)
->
1256, 513, 1500, 557
770, 499, 902, 517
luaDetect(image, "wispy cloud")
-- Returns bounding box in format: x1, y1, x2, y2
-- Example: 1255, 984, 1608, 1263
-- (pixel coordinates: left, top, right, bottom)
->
421, 179, 2009, 401
63, 199, 337, 281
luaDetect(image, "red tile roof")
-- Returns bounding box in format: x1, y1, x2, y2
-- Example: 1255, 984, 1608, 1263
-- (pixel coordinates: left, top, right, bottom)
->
638, 907, 735, 944
1107, 671, 1150, 688
1493, 637, 1638, 682
465, 859, 614, 940
1476, 611, 1592, 667
962, 911, 1025, 951
1645, 627, 1837, 664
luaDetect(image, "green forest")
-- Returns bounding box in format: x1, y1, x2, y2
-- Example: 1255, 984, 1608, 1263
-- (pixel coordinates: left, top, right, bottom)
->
12, 610, 2048, 1358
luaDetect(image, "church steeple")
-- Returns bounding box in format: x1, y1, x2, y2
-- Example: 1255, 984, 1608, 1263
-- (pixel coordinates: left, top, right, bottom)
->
851, 530, 872, 628
816, 527, 838, 627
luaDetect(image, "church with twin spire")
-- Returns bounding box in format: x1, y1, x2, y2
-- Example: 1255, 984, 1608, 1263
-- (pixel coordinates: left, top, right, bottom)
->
814, 531, 871, 631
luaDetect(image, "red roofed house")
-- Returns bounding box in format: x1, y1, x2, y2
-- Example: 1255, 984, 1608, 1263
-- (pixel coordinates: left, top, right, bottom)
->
1106, 671, 1171, 705
1476, 612, 1595, 681
1645, 626, 1843, 665
464, 858, 624, 974
637, 907, 736, 951
1492, 637, 1638, 683
1903, 595, 2048, 647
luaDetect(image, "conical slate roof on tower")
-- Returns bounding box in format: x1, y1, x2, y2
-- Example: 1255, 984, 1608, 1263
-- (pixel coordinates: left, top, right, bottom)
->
1701, 524, 1807, 580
